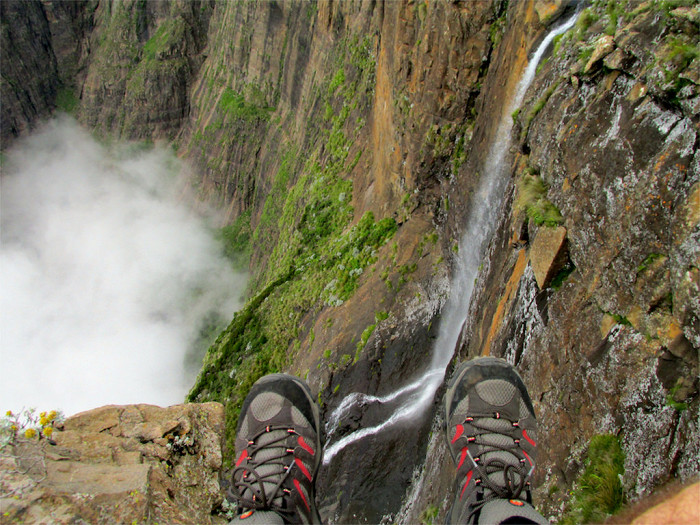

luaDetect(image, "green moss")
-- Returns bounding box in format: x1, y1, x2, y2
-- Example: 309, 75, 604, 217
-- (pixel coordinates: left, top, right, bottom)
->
143, 23, 173, 60
553, 31, 570, 56
55, 87, 78, 114
354, 323, 377, 363
604, 0, 625, 35
575, 8, 600, 39
636, 253, 666, 274
219, 88, 274, 121
375, 311, 389, 322
516, 174, 564, 227
489, 12, 507, 47
189, 28, 383, 467
559, 434, 625, 524
420, 504, 439, 525
521, 80, 560, 141
218, 210, 252, 271
600, 308, 633, 328
666, 381, 689, 412
551, 261, 576, 291
328, 69, 346, 96
511, 108, 520, 124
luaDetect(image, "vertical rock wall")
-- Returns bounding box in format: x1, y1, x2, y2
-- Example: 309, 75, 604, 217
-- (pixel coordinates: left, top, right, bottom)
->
412, 2, 699, 523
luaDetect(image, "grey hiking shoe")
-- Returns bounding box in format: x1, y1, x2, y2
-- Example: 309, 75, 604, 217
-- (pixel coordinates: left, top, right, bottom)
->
229, 374, 323, 524
444, 357, 547, 524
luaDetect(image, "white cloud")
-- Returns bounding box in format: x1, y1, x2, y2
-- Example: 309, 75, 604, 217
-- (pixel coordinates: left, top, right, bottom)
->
0, 117, 246, 416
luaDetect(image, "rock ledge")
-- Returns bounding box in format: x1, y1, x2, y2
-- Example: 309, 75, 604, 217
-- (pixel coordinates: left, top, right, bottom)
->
0, 403, 227, 524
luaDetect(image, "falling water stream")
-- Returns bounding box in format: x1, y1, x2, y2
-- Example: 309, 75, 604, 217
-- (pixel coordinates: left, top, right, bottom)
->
323, 11, 580, 466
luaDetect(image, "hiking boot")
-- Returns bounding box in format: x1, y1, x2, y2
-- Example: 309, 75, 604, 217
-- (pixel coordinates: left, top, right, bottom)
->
444, 357, 548, 524
229, 374, 323, 524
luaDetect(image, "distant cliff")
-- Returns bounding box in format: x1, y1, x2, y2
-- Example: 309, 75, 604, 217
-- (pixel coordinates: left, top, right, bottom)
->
1, 1, 697, 523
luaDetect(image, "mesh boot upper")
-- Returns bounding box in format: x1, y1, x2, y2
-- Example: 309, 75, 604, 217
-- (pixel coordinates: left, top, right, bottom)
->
445, 358, 545, 525
230, 375, 322, 524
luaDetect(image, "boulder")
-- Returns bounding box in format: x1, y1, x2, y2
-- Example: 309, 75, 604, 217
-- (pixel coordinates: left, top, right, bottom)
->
0, 403, 228, 524
529, 226, 568, 289
585, 35, 615, 73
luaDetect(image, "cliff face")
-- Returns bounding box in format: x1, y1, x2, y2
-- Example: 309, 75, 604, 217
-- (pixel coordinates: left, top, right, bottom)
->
1, 0, 698, 523
405, 3, 700, 522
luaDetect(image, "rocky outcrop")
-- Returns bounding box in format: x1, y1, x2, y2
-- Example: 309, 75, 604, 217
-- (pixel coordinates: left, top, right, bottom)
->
0, 403, 227, 524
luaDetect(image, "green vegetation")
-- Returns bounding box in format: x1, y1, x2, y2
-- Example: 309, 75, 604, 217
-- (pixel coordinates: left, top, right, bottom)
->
516, 173, 564, 227
55, 87, 79, 114
521, 80, 560, 141
560, 434, 625, 524
219, 87, 274, 121
188, 30, 382, 466
354, 323, 377, 363
375, 311, 389, 323
420, 504, 439, 525
489, 11, 507, 47
666, 380, 689, 412
601, 308, 633, 328
550, 261, 576, 291
218, 210, 252, 270
636, 253, 666, 274
511, 108, 520, 124
660, 35, 700, 99
424, 122, 472, 175
574, 8, 600, 40
604, 0, 625, 36
143, 22, 177, 60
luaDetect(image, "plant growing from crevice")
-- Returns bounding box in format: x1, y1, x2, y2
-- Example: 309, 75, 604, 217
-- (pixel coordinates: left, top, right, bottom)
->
666, 380, 689, 412
550, 261, 576, 291
636, 253, 666, 274
420, 504, 439, 525
516, 173, 564, 227
559, 434, 625, 525
521, 80, 561, 141
354, 323, 377, 364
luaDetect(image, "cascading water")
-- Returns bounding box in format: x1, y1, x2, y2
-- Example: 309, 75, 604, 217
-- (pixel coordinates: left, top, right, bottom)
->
323, 11, 580, 466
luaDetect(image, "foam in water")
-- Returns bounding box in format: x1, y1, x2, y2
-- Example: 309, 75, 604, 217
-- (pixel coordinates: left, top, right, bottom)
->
322, 10, 580, 465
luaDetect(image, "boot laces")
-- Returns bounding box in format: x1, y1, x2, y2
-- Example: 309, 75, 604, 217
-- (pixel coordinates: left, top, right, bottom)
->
463, 411, 531, 521
232, 425, 298, 518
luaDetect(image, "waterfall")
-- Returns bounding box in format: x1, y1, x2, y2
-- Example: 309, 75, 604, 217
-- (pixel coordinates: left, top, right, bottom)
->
323, 11, 580, 466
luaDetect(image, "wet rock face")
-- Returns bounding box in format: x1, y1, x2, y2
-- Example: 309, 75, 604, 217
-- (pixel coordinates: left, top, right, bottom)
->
0, 403, 227, 524
430, 3, 700, 522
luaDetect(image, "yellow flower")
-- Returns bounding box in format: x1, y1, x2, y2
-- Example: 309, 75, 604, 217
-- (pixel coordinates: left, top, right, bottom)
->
48, 411, 57, 421
43, 427, 53, 437
10, 425, 17, 432
5, 410, 12, 417
39, 415, 49, 426
24, 428, 37, 439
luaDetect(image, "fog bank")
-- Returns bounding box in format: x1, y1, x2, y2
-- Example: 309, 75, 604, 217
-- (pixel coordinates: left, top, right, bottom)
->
0, 118, 245, 416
